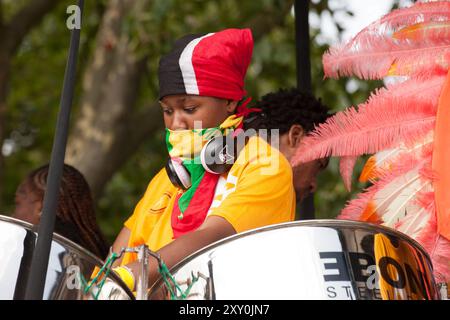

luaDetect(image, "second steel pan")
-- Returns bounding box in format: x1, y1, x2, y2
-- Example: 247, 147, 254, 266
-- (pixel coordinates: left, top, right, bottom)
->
148, 220, 439, 300
0, 215, 133, 300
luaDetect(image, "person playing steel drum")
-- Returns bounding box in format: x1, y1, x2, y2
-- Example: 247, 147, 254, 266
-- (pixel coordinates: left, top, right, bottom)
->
109, 28, 297, 293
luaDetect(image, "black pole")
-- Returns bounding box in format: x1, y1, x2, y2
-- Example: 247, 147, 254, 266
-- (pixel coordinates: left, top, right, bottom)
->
25, 0, 84, 300
295, 0, 312, 92
295, 0, 315, 220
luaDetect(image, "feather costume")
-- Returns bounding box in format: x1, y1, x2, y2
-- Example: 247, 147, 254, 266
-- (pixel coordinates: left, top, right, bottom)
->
292, 0, 450, 281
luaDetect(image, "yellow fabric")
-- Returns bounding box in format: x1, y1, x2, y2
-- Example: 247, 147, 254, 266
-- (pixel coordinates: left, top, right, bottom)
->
219, 114, 243, 129
166, 127, 222, 159
121, 136, 296, 265
166, 114, 242, 160
113, 266, 135, 291
374, 234, 432, 300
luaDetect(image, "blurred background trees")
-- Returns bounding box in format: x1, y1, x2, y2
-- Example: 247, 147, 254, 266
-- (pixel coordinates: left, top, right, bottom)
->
1, 0, 397, 242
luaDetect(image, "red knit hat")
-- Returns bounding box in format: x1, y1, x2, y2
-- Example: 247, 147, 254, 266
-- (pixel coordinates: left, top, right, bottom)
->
158, 28, 253, 101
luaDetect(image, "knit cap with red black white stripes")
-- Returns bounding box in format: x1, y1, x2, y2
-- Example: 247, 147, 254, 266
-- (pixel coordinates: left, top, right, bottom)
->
158, 28, 253, 102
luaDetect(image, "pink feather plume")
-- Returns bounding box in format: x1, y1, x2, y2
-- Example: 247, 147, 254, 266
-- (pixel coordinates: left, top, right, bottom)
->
320, 1, 450, 281
323, 1, 450, 79
340, 156, 358, 192
291, 98, 436, 166
339, 151, 432, 222
292, 77, 442, 167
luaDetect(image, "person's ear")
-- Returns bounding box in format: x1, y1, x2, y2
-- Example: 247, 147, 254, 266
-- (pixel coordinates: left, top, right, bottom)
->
35, 200, 43, 219
287, 124, 305, 148
226, 100, 238, 114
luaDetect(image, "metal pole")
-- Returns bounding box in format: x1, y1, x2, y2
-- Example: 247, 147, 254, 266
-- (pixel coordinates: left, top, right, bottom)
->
136, 245, 149, 300
294, 0, 315, 220
25, 0, 84, 299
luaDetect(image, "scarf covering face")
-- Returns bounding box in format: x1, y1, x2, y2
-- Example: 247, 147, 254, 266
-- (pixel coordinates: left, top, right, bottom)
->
167, 114, 244, 238
159, 28, 256, 238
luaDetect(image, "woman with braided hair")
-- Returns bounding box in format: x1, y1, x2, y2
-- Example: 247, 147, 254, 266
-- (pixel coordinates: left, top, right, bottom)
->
13, 164, 109, 259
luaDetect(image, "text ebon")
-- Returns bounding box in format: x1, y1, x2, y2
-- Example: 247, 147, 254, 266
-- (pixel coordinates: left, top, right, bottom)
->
320, 251, 430, 299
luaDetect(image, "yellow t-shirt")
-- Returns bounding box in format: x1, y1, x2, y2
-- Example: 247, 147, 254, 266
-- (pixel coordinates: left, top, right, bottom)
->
121, 136, 296, 265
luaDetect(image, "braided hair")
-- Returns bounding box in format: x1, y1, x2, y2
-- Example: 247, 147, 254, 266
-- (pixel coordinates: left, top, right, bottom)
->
245, 88, 331, 134
25, 164, 109, 259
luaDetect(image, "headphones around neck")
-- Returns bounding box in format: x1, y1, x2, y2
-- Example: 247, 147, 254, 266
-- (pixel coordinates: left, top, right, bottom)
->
165, 131, 251, 190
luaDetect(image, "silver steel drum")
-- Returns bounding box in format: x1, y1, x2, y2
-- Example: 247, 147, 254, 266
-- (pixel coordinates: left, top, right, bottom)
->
0, 215, 134, 300
149, 220, 439, 300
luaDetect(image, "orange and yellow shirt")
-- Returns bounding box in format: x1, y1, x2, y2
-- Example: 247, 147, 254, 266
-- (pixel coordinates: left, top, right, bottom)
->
121, 136, 296, 265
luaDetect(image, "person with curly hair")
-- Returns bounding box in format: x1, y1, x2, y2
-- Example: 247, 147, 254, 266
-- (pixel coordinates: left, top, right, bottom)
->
245, 88, 331, 203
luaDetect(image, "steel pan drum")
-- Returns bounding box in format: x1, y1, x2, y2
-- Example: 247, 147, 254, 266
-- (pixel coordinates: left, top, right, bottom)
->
149, 220, 439, 300
0, 215, 133, 300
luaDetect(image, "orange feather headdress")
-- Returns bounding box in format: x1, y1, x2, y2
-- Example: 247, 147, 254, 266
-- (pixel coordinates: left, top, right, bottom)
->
292, 0, 450, 282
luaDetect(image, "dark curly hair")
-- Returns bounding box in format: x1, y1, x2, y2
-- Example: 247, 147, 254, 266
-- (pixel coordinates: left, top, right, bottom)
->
245, 88, 331, 134
26, 164, 109, 259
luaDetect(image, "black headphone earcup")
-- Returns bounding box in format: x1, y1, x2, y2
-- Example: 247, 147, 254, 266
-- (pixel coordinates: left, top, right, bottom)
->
165, 158, 191, 190
200, 135, 238, 174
